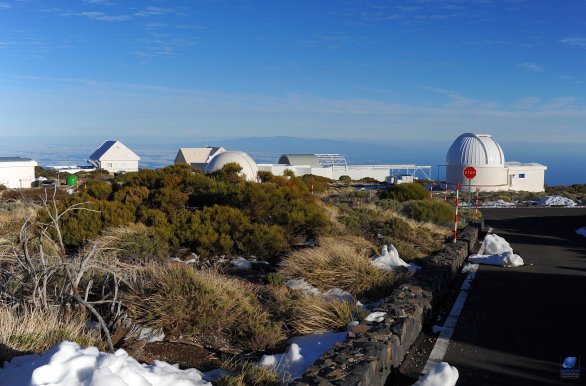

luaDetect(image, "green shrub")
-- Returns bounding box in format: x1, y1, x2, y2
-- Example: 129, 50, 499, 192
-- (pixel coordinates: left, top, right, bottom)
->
376, 198, 403, 211
359, 177, 380, 184
107, 224, 170, 264
379, 183, 428, 202
83, 180, 112, 200
402, 200, 453, 226
339, 175, 352, 183
0, 184, 7, 192
300, 174, 331, 193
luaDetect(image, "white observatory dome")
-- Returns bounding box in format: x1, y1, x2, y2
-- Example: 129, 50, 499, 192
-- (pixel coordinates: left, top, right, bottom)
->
446, 133, 505, 167
205, 151, 258, 181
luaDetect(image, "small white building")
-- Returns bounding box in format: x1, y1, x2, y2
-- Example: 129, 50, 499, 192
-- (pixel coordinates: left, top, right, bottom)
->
174, 147, 225, 172
506, 162, 547, 192
88, 140, 140, 173
446, 133, 546, 192
0, 157, 37, 189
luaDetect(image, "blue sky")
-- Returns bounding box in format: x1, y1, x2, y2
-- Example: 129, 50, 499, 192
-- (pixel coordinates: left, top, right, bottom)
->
1, 0, 585, 145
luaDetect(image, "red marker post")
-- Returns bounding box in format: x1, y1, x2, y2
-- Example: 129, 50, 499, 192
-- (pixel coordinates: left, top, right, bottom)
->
475, 187, 480, 220
453, 182, 460, 243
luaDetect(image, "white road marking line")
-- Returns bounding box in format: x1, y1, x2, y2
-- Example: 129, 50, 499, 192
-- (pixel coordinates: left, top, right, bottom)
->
422, 264, 478, 374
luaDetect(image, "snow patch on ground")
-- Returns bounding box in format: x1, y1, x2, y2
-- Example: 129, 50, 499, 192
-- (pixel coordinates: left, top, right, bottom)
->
480, 199, 516, 208
286, 278, 322, 296
412, 362, 459, 386
461, 263, 478, 273
478, 234, 512, 255
576, 227, 586, 238
0, 341, 210, 386
285, 279, 354, 302
537, 196, 576, 207
372, 245, 420, 272
258, 331, 347, 380
230, 257, 253, 270
469, 251, 524, 267
472, 234, 523, 267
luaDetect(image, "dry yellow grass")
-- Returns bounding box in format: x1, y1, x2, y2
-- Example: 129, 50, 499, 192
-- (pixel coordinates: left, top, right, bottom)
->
123, 264, 285, 352
290, 295, 364, 335
0, 306, 105, 362
279, 237, 396, 299
0, 201, 38, 241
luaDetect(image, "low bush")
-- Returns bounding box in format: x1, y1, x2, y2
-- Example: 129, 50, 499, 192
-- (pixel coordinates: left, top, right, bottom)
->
217, 360, 282, 386
379, 183, 428, 202
402, 200, 454, 226
102, 224, 171, 264
289, 296, 364, 335
123, 264, 285, 352
279, 237, 396, 300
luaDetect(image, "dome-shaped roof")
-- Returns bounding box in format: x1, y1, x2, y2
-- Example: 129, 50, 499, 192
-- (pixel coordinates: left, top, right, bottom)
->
446, 133, 505, 167
205, 151, 258, 181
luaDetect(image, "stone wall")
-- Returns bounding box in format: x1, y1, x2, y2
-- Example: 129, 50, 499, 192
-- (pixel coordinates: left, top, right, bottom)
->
292, 222, 481, 386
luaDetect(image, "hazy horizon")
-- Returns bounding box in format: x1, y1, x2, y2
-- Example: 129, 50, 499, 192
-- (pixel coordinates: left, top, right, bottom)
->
0, 135, 583, 186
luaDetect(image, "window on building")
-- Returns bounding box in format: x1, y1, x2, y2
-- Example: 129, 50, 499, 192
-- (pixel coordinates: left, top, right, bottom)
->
107, 163, 113, 168
518, 173, 525, 179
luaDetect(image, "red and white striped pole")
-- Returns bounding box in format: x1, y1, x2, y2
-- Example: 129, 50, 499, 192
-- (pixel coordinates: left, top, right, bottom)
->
475, 187, 479, 220
453, 182, 460, 243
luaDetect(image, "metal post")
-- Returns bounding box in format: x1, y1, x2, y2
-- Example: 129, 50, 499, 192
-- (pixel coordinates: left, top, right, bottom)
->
468, 177, 472, 206
453, 182, 460, 243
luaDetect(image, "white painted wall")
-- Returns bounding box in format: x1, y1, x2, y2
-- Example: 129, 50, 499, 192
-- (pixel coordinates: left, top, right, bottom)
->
446, 165, 509, 192
507, 165, 547, 192
0, 160, 37, 189
97, 160, 139, 173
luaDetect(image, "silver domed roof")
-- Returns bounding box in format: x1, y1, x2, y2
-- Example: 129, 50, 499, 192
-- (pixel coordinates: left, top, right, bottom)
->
446, 133, 505, 167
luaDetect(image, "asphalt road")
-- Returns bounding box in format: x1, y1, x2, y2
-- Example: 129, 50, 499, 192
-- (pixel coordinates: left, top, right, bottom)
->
389, 208, 586, 385
447, 208, 586, 385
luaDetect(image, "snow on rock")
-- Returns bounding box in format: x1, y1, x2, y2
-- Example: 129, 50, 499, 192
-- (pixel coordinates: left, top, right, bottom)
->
230, 257, 253, 270
537, 196, 577, 207
0, 341, 211, 386
258, 331, 347, 380
412, 362, 459, 386
364, 311, 386, 323
372, 245, 419, 271
469, 251, 524, 267
478, 234, 513, 255
576, 227, 586, 238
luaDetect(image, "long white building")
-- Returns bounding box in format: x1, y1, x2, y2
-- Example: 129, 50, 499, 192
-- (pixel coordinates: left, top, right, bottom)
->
0, 157, 37, 189
446, 133, 546, 192
259, 153, 431, 182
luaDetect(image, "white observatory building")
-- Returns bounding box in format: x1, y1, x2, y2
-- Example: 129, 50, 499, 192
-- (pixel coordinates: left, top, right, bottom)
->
446, 133, 546, 192
205, 151, 259, 181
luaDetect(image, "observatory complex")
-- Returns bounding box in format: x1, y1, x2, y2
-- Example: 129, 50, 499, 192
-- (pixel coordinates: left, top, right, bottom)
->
446, 133, 546, 192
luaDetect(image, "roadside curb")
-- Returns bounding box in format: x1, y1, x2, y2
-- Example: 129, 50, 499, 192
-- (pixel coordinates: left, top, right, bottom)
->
291, 222, 482, 386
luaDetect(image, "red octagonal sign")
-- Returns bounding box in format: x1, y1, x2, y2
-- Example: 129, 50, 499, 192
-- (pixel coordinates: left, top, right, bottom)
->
464, 166, 477, 179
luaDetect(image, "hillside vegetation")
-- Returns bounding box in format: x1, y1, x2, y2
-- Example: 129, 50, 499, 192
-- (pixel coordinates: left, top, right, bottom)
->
0, 170, 456, 384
